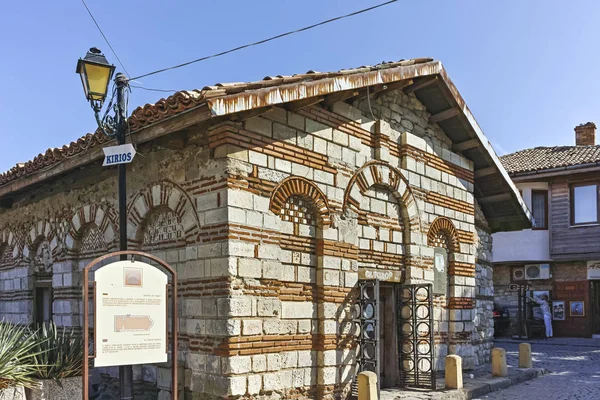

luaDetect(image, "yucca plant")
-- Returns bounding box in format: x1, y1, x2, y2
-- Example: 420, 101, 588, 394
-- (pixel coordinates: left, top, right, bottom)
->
30, 321, 84, 382
0, 322, 48, 390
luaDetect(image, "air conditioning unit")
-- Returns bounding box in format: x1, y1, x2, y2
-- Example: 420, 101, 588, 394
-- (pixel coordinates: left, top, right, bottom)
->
525, 264, 551, 280
512, 267, 525, 281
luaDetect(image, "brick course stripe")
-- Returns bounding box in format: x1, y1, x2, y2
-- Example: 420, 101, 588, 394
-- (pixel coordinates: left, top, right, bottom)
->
448, 297, 474, 309
426, 191, 474, 215
400, 145, 474, 183
208, 123, 337, 174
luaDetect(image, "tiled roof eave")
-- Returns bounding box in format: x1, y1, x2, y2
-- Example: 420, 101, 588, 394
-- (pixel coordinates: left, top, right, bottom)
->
1, 58, 438, 190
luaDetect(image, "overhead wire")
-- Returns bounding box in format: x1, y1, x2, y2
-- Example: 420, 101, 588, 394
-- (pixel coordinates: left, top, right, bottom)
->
130, 0, 399, 81
76, 0, 399, 155
80, 0, 131, 78
129, 85, 178, 93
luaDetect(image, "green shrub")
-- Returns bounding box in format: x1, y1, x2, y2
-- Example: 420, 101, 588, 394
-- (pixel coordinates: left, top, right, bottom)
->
30, 321, 84, 381
0, 322, 47, 390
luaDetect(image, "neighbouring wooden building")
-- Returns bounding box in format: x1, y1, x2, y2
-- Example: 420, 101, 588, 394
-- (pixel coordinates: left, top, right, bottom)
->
0, 58, 530, 399
494, 122, 600, 338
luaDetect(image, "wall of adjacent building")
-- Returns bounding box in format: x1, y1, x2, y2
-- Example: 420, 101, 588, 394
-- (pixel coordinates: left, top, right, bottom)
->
492, 182, 549, 263
493, 261, 589, 337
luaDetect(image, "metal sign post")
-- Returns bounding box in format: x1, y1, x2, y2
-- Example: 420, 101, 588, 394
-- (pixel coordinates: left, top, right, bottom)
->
82, 251, 178, 400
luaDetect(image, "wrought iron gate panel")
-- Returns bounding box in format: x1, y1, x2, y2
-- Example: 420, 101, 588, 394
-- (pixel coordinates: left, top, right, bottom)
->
396, 283, 435, 389
353, 280, 380, 395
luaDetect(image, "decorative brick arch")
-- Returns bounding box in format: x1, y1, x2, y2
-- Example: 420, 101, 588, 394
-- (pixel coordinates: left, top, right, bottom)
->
64, 204, 118, 253
127, 181, 200, 247
427, 217, 460, 253
23, 220, 60, 260
343, 161, 420, 232
0, 228, 20, 267
269, 176, 331, 227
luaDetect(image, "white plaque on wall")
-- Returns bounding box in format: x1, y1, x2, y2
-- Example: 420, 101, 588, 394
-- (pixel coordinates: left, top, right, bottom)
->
587, 261, 600, 280
94, 260, 168, 367
433, 247, 448, 295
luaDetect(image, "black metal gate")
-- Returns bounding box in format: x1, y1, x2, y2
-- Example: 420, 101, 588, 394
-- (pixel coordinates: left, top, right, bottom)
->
353, 280, 380, 395
396, 283, 435, 389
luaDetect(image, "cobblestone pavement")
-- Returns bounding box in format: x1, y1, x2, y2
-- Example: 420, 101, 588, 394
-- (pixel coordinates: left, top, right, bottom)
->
475, 338, 600, 400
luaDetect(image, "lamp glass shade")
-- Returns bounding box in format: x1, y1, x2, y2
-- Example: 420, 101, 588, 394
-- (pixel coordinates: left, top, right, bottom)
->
83, 63, 113, 101
76, 48, 115, 104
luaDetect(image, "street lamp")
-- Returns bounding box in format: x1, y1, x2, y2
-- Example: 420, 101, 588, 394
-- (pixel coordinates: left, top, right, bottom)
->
76, 47, 133, 400
76, 47, 115, 111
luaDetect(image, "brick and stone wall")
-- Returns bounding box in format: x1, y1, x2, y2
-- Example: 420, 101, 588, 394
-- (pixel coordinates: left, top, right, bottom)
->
0, 87, 494, 399
473, 203, 494, 367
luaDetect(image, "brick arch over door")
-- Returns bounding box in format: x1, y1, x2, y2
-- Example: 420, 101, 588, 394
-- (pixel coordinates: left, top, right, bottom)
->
127, 180, 200, 247
343, 160, 421, 237
269, 176, 331, 228
427, 217, 460, 253
64, 204, 118, 255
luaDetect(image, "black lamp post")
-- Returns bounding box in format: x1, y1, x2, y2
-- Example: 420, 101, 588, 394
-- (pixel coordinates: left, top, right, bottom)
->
76, 47, 133, 400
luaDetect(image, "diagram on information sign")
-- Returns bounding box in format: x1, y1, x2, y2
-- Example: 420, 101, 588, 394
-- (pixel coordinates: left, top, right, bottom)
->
114, 315, 154, 332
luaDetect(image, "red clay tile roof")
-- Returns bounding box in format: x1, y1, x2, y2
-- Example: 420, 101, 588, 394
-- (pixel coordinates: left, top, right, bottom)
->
0, 58, 434, 187
500, 145, 600, 175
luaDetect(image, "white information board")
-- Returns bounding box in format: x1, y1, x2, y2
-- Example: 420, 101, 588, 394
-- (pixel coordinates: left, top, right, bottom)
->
588, 260, 600, 280
94, 260, 168, 367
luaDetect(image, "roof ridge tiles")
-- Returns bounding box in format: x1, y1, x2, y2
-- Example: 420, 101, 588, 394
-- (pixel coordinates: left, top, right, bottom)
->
1, 57, 436, 187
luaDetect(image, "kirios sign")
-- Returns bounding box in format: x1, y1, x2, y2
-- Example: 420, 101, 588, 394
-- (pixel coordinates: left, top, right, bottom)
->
102, 143, 136, 166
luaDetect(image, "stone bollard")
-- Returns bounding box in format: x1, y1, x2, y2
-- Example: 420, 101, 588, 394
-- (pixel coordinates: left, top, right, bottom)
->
491, 347, 508, 377
445, 355, 463, 389
358, 371, 378, 400
519, 343, 532, 368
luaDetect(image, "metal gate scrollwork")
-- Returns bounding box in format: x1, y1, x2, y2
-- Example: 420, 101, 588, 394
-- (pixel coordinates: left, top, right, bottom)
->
396, 283, 435, 389
353, 280, 380, 395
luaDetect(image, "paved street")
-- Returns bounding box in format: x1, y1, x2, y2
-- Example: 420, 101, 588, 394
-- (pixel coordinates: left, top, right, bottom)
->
475, 338, 600, 400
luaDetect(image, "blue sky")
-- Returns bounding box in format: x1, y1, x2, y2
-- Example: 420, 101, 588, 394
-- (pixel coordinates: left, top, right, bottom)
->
1, 0, 600, 173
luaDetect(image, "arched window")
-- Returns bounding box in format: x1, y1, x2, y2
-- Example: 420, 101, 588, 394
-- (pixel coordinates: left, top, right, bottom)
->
428, 217, 460, 298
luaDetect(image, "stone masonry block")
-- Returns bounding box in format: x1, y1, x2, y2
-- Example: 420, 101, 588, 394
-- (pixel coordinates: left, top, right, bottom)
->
263, 319, 296, 335
214, 144, 248, 162
281, 302, 316, 319
297, 350, 314, 367
252, 355, 266, 373
267, 353, 281, 371
238, 258, 262, 278
257, 298, 281, 317
242, 319, 263, 335
247, 374, 262, 395
228, 190, 254, 209
217, 297, 252, 317
249, 150, 268, 167
319, 350, 337, 367
263, 372, 282, 391
222, 356, 251, 374
306, 119, 333, 141
258, 244, 280, 260
263, 261, 284, 280
319, 367, 337, 385
227, 241, 255, 257
281, 351, 298, 369
230, 376, 247, 396
246, 117, 272, 137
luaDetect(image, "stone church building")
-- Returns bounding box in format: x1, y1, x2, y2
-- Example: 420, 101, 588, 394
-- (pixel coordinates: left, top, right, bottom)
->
0, 58, 530, 398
